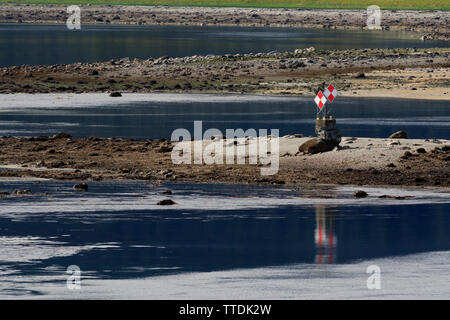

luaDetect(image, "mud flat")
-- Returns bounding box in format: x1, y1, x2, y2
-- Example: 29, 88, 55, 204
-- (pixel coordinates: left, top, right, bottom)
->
0, 133, 448, 188
1, 4, 449, 40
1, 47, 449, 100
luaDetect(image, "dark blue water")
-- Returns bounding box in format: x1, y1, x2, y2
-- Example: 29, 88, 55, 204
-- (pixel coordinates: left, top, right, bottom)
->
0, 180, 449, 283
0, 23, 448, 67
1, 95, 449, 139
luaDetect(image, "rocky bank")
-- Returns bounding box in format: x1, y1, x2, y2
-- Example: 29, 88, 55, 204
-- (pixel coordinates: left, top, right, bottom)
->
0, 133, 448, 188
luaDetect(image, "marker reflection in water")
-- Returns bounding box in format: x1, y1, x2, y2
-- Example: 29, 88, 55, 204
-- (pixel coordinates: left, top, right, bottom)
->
315, 205, 337, 264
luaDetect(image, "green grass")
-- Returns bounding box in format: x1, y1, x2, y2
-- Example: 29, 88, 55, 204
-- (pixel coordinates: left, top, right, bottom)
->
1, 0, 449, 10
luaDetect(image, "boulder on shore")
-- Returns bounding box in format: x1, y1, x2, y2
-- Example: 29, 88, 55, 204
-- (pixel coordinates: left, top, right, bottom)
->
157, 199, 176, 206
73, 183, 88, 191
354, 190, 368, 198
14, 189, 31, 195
388, 131, 408, 139
157, 145, 174, 153
417, 148, 426, 153
52, 132, 72, 140
298, 139, 332, 155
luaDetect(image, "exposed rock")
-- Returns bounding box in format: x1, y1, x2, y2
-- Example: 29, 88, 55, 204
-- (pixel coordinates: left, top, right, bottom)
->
421, 34, 434, 41
73, 183, 88, 191
387, 141, 400, 146
379, 195, 415, 200
388, 131, 408, 139
52, 132, 72, 139
14, 189, 31, 195
354, 190, 368, 198
298, 138, 332, 155
88, 136, 102, 142
109, 91, 122, 97
157, 145, 173, 153
48, 161, 65, 168
401, 151, 413, 159
416, 147, 426, 153
31, 144, 47, 152
36, 160, 46, 167
28, 136, 49, 142
387, 163, 396, 168
162, 189, 173, 195
160, 169, 173, 175
157, 199, 176, 205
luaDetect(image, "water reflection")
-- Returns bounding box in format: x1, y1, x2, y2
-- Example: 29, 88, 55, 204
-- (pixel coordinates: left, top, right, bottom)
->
1, 24, 448, 67
1, 96, 449, 139
0, 180, 450, 296
314, 205, 337, 264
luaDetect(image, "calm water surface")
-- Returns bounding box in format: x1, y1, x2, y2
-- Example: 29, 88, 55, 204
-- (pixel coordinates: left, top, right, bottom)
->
1, 24, 448, 66
0, 94, 448, 139
0, 180, 449, 298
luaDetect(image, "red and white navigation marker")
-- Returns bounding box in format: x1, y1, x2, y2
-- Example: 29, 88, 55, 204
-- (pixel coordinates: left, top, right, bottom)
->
314, 91, 327, 110
323, 84, 338, 103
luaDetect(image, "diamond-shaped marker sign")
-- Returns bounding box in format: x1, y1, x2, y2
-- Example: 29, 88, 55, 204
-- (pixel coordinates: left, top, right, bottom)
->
324, 84, 338, 103
314, 91, 327, 110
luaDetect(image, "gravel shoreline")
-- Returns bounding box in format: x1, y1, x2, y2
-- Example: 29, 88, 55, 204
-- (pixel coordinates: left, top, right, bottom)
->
1, 4, 449, 40
0, 134, 448, 189
1, 5, 448, 99
1, 47, 449, 99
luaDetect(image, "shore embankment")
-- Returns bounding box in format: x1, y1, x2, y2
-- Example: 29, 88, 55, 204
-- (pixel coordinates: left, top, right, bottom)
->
1, 47, 449, 100
0, 134, 448, 189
